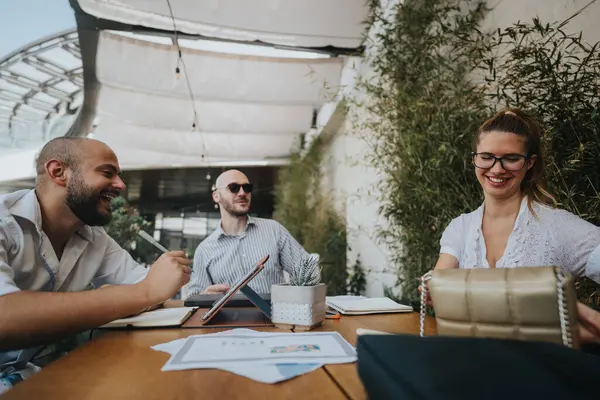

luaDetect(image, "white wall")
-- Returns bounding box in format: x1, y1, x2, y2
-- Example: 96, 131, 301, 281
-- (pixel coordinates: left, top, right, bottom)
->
317, 1, 401, 296
318, 0, 600, 298
329, 117, 400, 297
482, 0, 600, 40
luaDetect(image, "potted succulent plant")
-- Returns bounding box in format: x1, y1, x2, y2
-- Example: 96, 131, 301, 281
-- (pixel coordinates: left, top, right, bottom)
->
271, 254, 327, 331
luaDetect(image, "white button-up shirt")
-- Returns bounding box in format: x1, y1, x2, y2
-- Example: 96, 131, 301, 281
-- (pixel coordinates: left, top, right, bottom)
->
0, 189, 147, 379
440, 197, 600, 283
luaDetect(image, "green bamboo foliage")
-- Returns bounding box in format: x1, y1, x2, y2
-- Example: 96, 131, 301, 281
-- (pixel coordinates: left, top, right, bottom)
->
273, 136, 348, 295
356, 0, 490, 306
356, 0, 599, 307
481, 16, 600, 309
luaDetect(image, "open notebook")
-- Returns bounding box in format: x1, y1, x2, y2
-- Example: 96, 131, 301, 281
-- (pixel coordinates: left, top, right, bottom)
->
100, 307, 197, 329
326, 296, 413, 315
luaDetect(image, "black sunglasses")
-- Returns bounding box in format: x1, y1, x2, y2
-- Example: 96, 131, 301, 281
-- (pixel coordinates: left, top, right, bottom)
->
216, 183, 254, 194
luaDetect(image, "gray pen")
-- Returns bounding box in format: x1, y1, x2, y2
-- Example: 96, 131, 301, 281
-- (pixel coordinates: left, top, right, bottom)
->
137, 231, 193, 270
138, 230, 169, 253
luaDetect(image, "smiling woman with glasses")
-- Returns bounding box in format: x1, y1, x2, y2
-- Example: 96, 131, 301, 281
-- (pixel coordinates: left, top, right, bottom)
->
429, 109, 600, 333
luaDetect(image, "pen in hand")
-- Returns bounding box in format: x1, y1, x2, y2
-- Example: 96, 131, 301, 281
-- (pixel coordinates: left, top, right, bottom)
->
138, 230, 169, 253
137, 231, 193, 270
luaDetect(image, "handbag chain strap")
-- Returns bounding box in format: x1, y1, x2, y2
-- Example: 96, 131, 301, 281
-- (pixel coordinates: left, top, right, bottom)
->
419, 268, 573, 347
554, 268, 573, 347
419, 270, 433, 337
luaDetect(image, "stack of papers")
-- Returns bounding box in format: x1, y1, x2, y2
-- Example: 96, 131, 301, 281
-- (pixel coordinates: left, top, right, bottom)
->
326, 295, 413, 315
152, 329, 356, 383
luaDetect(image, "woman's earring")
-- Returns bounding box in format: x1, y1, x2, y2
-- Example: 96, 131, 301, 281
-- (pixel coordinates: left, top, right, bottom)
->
214, 203, 219, 209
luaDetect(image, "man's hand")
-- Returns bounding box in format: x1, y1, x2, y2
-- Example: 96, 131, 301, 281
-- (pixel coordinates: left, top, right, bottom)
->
140, 251, 191, 304
577, 302, 600, 345
202, 284, 230, 294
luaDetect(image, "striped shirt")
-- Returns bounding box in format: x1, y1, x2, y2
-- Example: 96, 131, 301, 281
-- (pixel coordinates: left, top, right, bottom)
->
183, 217, 310, 296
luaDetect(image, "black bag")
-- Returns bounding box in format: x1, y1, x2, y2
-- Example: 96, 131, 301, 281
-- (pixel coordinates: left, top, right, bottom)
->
357, 334, 600, 400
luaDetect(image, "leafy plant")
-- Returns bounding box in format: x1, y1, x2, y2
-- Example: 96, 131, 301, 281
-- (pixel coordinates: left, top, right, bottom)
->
478, 15, 600, 309
105, 197, 160, 264
347, 255, 367, 295
354, 0, 490, 304
481, 17, 600, 222
289, 254, 321, 286
355, 0, 600, 307
273, 135, 348, 295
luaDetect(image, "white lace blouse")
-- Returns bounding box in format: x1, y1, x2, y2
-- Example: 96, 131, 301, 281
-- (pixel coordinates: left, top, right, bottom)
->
440, 197, 600, 284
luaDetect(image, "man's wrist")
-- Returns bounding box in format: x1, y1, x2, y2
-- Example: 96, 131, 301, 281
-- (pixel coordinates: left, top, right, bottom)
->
134, 281, 156, 308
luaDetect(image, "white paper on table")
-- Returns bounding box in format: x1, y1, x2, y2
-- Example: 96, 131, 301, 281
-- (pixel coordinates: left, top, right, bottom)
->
163, 331, 356, 371
151, 329, 330, 384
152, 329, 278, 353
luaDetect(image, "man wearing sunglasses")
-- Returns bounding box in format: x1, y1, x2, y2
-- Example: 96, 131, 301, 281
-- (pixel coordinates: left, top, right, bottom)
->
183, 169, 314, 296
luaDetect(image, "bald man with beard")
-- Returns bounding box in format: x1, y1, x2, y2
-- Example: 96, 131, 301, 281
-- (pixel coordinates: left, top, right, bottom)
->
183, 169, 317, 297
0, 137, 191, 394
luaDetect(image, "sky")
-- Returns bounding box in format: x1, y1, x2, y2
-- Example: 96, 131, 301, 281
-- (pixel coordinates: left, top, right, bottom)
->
0, 0, 76, 59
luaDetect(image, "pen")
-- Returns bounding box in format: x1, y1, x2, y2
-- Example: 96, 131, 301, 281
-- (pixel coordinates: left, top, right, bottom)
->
137, 230, 193, 271
326, 309, 341, 319
138, 230, 169, 253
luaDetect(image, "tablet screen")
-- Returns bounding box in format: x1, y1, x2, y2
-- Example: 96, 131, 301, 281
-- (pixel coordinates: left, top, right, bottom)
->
200, 254, 270, 321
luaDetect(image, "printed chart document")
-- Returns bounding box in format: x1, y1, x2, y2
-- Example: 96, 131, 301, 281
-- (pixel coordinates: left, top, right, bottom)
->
154, 329, 356, 382
326, 295, 413, 315
100, 307, 197, 329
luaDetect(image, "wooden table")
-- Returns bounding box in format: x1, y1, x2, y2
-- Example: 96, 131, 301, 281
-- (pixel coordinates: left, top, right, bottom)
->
2, 312, 436, 400
318, 312, 438, 400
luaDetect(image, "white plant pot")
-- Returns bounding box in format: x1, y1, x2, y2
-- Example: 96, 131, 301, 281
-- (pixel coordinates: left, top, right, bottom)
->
271, 283, 327, 330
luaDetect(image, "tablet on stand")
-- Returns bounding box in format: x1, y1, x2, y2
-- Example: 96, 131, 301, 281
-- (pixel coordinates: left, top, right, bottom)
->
182, 255, 273, 328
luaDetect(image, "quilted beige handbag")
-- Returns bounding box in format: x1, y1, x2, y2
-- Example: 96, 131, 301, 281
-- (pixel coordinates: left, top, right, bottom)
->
419, 267, 579, 348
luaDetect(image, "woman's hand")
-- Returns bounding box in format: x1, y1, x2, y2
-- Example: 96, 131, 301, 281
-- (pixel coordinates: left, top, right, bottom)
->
577, 302, 600, 345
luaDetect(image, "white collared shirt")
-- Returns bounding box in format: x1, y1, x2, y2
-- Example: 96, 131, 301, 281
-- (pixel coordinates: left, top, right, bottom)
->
0, 189, 147, 296
0, 189, 148, 381
440, 197, 600, 283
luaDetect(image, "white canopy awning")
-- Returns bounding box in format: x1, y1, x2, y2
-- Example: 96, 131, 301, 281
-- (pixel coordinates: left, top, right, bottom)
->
92, 31, 345, 161
96, 118, 300, 160
0, 141, 290, 185
0, 1, 366, 186
98, 85, 313, 134
95, 32, 343, 103
76, 0, 368, 48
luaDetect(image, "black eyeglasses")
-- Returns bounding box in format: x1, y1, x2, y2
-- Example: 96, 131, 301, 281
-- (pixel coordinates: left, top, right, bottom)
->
471, 152, 529, 171
215, 183, 254, 194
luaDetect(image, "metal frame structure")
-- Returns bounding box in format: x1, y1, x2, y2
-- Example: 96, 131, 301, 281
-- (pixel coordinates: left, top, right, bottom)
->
0, 29, 83, 151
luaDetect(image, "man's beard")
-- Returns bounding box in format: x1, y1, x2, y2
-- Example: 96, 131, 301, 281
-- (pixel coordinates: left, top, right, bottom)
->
66, 174, 112, 226
221, 197, 250, 217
